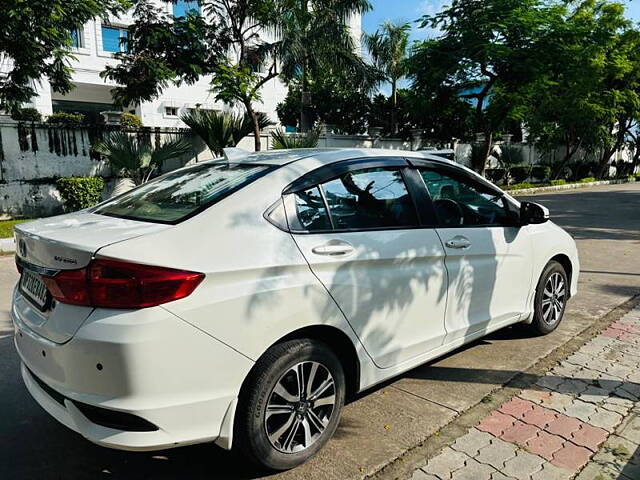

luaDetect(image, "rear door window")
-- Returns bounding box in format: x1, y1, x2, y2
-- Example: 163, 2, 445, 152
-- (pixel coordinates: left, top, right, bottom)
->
94, 163, 272, 224
321, 168, 418, 230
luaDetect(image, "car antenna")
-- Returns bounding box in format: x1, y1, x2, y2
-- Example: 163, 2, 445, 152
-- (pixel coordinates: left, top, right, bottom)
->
223, 147, 250, 163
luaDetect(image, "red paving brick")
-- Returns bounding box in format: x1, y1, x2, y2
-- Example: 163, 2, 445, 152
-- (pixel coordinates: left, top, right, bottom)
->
477, 411, 516, 436
501, 420, 540, 445
522, 404, 558, 428
524, 431, 565, 460
546, 414, 583, 438
570, 424, 608, 451
601, 328, 620, 339
498, 397, 535, 419
520, 389, 553, 402
551, 443, 593, 470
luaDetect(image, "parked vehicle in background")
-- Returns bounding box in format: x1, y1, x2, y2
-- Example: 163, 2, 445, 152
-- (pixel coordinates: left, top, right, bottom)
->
11, 148, 579, 471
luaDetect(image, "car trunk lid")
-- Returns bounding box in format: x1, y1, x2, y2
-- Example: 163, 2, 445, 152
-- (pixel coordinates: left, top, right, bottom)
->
13, 212, 170, 343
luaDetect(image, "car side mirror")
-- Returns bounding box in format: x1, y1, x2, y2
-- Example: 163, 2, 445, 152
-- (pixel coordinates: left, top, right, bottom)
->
520, 201, 550, 225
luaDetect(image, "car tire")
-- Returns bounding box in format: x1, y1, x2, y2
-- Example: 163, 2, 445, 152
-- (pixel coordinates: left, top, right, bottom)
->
530, 260, 569, 335
234, 338, 346, 471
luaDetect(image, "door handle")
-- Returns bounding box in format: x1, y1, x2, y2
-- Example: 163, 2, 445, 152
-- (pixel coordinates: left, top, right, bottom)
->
312, 242, 354, 256
445, 236, 471, 250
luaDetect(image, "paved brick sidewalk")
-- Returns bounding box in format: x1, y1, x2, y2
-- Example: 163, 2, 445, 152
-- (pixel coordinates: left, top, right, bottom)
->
412, 306, 640, 480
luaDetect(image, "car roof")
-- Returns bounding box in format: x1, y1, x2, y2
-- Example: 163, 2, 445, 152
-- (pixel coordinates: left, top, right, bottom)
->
232, 148, 457, 167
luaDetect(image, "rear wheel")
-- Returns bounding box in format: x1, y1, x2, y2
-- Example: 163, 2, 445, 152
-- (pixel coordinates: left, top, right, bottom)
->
234, 338, 345, 471
530, 260, 568, 335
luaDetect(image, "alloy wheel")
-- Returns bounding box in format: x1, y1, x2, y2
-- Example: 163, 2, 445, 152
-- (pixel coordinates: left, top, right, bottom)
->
264, 361, 336, 454
542, 272, 566, 325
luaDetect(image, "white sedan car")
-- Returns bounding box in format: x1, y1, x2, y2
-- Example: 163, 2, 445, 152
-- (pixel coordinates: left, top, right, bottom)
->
12, 148, 579, 471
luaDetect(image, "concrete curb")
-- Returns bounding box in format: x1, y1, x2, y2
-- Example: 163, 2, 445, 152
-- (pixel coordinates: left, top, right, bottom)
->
0, 237, 15, 255
508, 178, 636, 196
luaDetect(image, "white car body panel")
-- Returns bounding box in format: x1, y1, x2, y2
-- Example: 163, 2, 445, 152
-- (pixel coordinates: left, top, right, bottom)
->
291, 228, 448, 368
436, 225, 533, 344
10, 148, 580, 452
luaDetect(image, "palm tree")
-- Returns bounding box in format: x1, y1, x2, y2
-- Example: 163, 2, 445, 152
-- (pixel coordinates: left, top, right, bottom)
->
181, 109, 273, 156
272, 0, 373, 131
93, 132, 193, 185
271, 128, 320, 149
363, 21, 411, 135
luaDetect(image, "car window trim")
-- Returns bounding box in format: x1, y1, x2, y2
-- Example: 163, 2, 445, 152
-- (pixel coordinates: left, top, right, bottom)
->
414, 162, 516, 229
282, 157, 409, 195
283, 159, 426, 234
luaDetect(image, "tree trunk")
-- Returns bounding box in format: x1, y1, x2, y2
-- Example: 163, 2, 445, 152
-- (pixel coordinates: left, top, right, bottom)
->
552, 138, 580, 179
300, 57, 312, 132
478, 131, 492, 177
244, 101, 262, 152
597, 148, 615, 179
391, 79, 398, 135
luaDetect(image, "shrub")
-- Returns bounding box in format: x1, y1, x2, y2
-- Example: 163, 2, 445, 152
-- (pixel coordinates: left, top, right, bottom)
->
550, 179, 567, 186
56, 177, 105, 211
485, 168, 506, 184
120, 112, 143, 128
579, 177, 597, 183
10, 107, 42, 122
47, 112, 85, 126
271, 128, 320, 149
93, 132, 192, 185
503, 183, 535, 191
509, 166, 531, 184
531, 165, 551, 181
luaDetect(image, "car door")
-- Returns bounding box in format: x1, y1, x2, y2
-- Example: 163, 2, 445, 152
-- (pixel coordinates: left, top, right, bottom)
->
285, 159, 448, 369
416, 164, 533, 345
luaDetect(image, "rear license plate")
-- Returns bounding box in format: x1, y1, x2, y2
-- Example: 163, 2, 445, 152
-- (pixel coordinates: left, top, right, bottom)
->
20, 269, 50, 310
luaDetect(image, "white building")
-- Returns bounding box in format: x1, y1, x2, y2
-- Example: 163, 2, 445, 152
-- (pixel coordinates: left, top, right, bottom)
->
18, 1, 362, 128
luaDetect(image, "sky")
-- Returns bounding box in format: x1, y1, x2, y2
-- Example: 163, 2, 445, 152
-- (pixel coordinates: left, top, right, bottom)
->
362, 0, 640, 40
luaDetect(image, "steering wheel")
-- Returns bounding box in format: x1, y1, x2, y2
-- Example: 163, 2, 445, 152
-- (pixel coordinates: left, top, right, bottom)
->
433, 199, 464, 226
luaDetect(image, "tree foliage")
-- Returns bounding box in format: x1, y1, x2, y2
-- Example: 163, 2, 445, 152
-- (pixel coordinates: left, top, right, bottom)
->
364, 21, 410, 134
274, 0, 373, 130
409, 0, 566, 173
181, 109, 272, 156
0, 0, 129, 110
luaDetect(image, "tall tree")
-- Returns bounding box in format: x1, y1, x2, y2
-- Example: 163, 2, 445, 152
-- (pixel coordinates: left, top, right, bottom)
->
409, 0, 564, 174
273, 0, 373, 131
0, 0, 129, 110
363, 21, 410, 135
103, 0, 280, 151
525, 0, 640, 179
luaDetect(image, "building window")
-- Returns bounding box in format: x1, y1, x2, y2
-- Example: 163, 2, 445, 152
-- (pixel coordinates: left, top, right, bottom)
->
172, 0, 200, 17
165, 106, 179, 117
71, 28, 84, 49
102, 26, 128, 53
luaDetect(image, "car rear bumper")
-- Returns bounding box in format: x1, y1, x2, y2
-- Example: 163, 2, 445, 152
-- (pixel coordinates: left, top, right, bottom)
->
12, 292, 254, 451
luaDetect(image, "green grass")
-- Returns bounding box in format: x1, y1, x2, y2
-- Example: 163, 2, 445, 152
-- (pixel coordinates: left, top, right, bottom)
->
0, 219, 31, 239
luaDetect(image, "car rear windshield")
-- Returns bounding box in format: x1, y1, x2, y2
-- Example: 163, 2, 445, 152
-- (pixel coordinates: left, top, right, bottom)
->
94, 163, 272, 224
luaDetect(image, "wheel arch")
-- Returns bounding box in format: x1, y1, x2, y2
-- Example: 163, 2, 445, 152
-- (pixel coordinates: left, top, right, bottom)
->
550, 253, 573, 298
277, 325, 361, 399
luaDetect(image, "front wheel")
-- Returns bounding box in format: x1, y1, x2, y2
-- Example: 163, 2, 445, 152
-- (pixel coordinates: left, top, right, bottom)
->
530, 260, 569, 335
234, 338, 345, 471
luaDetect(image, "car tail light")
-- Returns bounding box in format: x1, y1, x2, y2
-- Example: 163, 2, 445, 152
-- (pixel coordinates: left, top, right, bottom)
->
41, 258, 204, 309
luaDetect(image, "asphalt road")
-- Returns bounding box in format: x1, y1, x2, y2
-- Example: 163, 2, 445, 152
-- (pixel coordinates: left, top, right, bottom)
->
0, 182, 639, 480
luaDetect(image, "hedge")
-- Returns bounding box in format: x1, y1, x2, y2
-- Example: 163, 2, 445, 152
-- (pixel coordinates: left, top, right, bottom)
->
47, 112, 85, 126
120, 112, 143, 128
11, 107, 42, 122
56, 177, 105, 212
